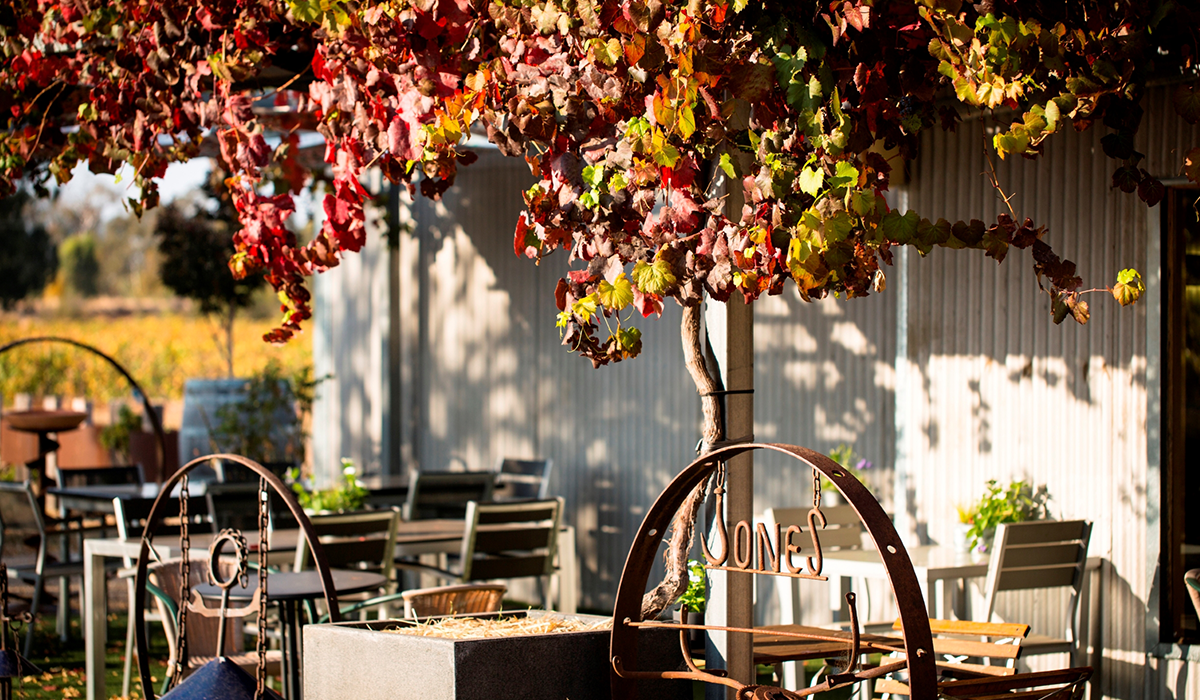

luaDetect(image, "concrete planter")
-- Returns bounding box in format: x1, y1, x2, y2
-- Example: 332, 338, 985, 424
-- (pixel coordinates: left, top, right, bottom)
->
303, 611, 689, 700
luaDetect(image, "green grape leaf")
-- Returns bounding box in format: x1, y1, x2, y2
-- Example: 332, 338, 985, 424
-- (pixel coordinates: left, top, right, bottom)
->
632, 258, 677, 295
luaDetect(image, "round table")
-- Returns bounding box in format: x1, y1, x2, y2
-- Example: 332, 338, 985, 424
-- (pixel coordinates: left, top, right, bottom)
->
4, 410, 86, 512
195, 569, 387, 700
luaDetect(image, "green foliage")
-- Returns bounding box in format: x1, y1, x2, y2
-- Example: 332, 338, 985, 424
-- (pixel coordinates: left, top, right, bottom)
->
155, 169, 264, 317
960, 479, 1051, 552
99, 404, 143, 462
209, 361, 320, 465
822, 443, 874, 494
59, 233, 100, 297
675, 559, 707, 613
288, 458, 368, 513
0, 0, 1184, 360
0, 192, 56, 309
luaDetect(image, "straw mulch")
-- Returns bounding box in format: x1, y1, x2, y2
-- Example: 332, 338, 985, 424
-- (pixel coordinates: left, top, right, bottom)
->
386, 615, 612, 640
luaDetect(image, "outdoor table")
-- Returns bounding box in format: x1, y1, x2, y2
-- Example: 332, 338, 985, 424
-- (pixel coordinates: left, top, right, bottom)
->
47, 483, 153, 515
195, 569, 387, 700
5, 409, 87, 512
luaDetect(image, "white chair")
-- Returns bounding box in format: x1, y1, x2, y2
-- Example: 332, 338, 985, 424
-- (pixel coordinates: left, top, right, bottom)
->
0, 481, 85, 657
762, 505, 866, 690
980, 520, 1093, 666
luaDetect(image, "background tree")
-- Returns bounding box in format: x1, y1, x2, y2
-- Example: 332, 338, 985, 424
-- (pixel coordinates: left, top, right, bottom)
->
0, 191, 56, 309
155, 168, 265, 377
58, 232, 100, 297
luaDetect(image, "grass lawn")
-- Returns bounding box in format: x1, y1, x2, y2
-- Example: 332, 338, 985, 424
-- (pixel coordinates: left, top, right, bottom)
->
10, 612, 170, 700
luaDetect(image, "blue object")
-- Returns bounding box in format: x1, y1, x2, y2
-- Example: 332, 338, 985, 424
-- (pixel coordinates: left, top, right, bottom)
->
0, 649, 39, 679
160, 657, 283, 700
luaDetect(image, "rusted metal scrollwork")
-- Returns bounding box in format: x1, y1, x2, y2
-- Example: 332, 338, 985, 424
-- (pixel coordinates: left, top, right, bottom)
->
609, 443, 936, 700
131, 454, 341, 700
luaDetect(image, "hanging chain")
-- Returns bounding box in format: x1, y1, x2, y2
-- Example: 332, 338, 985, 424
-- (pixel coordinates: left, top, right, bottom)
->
812, 466, 822, 509
173, 473, 191, 687
255, 477, 269, 700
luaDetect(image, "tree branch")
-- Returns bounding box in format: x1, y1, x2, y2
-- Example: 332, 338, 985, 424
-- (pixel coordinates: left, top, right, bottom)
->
639, 302, 724, 621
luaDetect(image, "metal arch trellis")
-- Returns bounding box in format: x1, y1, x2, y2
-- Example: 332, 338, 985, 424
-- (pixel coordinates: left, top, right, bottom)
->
608, 442, 937, 700
131, 453, 342, 700
0, 336, 169, 481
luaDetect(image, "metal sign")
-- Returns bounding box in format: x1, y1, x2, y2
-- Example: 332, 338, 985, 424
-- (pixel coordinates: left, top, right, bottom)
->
608, 443, 936, 700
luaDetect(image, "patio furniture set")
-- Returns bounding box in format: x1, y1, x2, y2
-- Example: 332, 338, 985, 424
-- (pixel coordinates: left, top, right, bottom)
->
1, 402, 1098, 700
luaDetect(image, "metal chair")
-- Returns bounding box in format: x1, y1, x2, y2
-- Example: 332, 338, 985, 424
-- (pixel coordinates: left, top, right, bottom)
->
493, 458, 552, 501
877, 666, 1092, 699
114, 493, 213, 696
294, 508, 401, 616
404, 470, 495, 520
145, 558, 282, 694
980, 520, 1093, 665
396, 498, 563, 608
0, 481, 85, 657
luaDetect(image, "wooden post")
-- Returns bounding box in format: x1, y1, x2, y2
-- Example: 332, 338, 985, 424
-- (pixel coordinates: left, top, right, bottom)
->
703, 295, 755, 697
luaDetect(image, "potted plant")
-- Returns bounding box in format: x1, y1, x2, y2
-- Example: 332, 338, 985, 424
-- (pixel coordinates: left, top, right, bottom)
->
288, 458, 369, 514
821, 444, 875, 504
671, 559, 706, 651
958, 479, 1051, 554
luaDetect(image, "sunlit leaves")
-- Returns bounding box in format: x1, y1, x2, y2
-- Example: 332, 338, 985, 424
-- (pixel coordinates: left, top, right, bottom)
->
1111, 269, 1144, 307
632, 259, 677, 296
598, 274, 634, 312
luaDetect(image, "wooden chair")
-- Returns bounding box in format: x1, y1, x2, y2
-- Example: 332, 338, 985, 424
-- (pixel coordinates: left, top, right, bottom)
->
404, 470, 495, 520
204, 482, 262, 533
981, 520, 1092, 664
878, 667, 1092, 699
397, 498, 563, 607
493, 458, 552, 501
294, 508, 402, 615
55, 464, 144, 488
145, 558, 282, 694
762, 505, 866, 689
0, 481, 84, 657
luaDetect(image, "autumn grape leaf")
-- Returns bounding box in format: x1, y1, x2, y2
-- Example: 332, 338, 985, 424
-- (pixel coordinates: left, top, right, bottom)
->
572, 293, 598, 323
614, 326, 643, 358
719, 152, 737, 179
598, 273, 634, 311
1111, 268, 1144, 306
1175, 83, 1200, 124
797, 167, 824, 196
1184, 148, 1200, 185
632, 258, 677, 295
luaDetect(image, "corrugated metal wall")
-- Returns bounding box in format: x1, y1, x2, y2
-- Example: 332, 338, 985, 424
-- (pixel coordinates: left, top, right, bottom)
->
902, 86, 1200, 699
343, 145, 899, 613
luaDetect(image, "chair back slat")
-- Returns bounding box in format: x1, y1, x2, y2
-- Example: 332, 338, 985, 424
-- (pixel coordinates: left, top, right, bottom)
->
1000, 520, 1090, 546
469, 555, 552, 580
56, 465, 145, 487
994, 565, 1080, 591
203, 482, 261, 532
473, 526, 556, 552
460, 498, 562, 584
998, 542, 1087, 568
494, 458, 552, 501
895, 618, 1030, 639
295, 508, 400, 584
405, 471, 495, 520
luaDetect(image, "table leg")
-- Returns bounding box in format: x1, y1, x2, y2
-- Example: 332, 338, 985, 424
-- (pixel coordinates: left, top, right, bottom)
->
84, 542, 107, 700
279, 601, 303, 700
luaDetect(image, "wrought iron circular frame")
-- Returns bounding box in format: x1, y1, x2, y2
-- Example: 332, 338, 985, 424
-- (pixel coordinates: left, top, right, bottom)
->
0, 336, 168, 479
608, 442, 936, 700
132, 453, 341, 699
